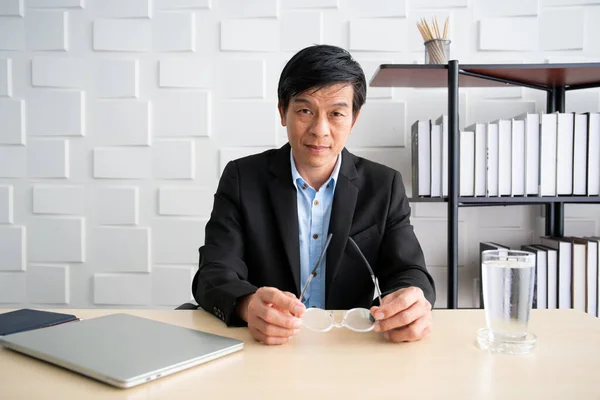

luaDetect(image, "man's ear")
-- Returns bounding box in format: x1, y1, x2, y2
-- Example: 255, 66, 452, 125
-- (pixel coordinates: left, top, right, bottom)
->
278, 103, 287, 127
351, 109, 361, 130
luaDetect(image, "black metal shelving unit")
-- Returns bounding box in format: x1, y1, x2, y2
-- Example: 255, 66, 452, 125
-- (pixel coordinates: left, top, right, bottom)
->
370, 62, 600, 309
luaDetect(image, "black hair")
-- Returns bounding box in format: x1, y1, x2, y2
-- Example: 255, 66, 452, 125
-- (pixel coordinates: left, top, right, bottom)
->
277, 44, 366, 119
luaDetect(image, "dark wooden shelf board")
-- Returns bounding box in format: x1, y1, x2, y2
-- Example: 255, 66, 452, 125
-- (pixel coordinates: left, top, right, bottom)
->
370, 63, 600, 89
408, 196, 600, 205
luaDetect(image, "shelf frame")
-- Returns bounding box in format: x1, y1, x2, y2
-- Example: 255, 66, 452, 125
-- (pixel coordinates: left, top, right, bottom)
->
370, 62, 600, 310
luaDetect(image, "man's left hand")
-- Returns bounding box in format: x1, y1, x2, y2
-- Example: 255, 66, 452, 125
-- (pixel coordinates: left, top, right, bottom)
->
370, 287, 432, 343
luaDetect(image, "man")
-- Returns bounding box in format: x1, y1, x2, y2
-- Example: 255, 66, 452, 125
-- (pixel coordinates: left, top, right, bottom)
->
192, 44, 435, 345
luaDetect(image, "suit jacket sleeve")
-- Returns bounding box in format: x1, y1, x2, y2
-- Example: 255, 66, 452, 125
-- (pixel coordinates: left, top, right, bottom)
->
375, 170, 436, 308
192, 161, 258, 327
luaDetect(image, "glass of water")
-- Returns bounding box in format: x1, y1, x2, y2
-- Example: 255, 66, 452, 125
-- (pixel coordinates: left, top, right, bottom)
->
477, 249, 537, 354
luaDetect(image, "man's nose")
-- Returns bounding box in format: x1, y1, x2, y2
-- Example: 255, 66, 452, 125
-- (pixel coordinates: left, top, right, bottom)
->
310, 114, 330, 137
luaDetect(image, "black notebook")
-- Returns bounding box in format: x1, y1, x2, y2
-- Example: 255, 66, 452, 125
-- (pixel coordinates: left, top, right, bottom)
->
0, 309, 79, 336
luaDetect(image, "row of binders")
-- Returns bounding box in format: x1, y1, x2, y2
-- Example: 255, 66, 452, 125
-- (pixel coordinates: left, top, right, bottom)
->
480, 237, 600, 317
411, 112, 600, 197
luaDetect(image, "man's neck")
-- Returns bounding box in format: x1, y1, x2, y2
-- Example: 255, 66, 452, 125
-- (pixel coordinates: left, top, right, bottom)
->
296, 164, 335, 190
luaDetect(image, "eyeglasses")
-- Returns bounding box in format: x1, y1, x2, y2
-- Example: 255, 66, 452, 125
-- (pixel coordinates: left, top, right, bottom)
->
299, 233, 383, 333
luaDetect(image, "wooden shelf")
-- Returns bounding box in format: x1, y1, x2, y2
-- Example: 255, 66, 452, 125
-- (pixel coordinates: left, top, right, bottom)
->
370, 63, 600, 90
409, 196, 600, 206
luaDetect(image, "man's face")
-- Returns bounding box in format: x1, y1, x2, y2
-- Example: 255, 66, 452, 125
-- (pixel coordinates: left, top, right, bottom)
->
278, 83, 360, 172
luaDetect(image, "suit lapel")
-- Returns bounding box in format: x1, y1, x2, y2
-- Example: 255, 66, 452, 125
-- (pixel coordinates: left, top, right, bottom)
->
268, 144, 301, 294
326, 149, 359, 305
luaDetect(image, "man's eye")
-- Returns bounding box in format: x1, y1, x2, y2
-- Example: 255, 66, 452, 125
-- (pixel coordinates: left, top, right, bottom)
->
332, 112, 343, 117
299, 109, 312, 114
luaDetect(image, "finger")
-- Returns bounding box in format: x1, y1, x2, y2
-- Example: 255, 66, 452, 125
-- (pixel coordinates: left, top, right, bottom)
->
257, 287, 305, 317
373, 301, 427, 332
371, 287, 423, 320
384, 313, 433, 343
249, 327, 291, 346
282, 291, 298, 299
254, 316, 301, 338
256, 302, 303, 331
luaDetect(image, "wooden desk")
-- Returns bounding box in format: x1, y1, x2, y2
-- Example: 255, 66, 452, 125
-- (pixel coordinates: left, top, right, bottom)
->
1, 308, 599, 399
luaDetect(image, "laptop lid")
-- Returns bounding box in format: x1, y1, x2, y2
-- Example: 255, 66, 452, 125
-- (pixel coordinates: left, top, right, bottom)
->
0, 313, 244, 388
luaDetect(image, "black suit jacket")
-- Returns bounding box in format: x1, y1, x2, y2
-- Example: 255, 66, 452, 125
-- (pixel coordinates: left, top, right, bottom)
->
192, 143, 435, 326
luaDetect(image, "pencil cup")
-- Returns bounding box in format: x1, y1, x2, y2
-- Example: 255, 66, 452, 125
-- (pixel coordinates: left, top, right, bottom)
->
424, 39, 450, 64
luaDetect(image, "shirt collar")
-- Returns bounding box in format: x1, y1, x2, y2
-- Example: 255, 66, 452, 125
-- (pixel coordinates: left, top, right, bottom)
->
290, 147, 342, 190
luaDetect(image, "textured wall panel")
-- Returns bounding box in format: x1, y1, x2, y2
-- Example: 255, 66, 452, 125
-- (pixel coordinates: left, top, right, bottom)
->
0, 185, 13, 224
152, 266, 194, 306
281, 0, 337, 8
153, 12, 195, 52
0, 99, 24, 144
155, 0, 210, 9
159, 59, 211, 88
349, 148, 403, 173
0, 273, 26, 303
93, 148, 151, 179
95, 59, 139, 98
349, 19, 406, 51
0, 0, 22, 16
94, 273, 151, 305
281, 12, 322, 51
27, 91, 84, 137
541, 8, 584, 50
219, 0, 278, 18
0, 58, 11, 96
0, 18, 24, 50
153, 92, 210, 137
0, 226, 25, 271
411, 0, 467, 7
92, 100, 150, 145
32, 56, 84, 88
0, 146, 26, 178
221, 19, 279, 51
479, 17, 538, 51
96, 187, 139, 225
27, 264, 69, 304
153, 220, 206, 264
219, 147, 274, 175
26, 11, 67, 51
93, 19, 151, 52
219, 102, 277, 146
221, 59, 264, 98
92, 227, 150, 272
28, 217, 84, 262
342, 0, 406, 17
27, 140, 69, 178
153, 140, 195, 179
158, 187, 214, 216
474, 0, 538, 17
33, 185, 83, 215
348, 102, 406, 147
89, 0, 150, 18
27, 0, 82, 7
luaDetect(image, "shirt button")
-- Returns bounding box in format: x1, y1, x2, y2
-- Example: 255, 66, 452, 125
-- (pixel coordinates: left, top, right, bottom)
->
302, 184, 307, 190
326, 184, 330, 189
314, 200, 319, 206
313, 234, 319, 239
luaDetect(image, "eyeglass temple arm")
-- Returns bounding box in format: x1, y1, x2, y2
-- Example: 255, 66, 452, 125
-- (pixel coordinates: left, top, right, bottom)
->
348, 237, 383, 305
299, 233, 333, 303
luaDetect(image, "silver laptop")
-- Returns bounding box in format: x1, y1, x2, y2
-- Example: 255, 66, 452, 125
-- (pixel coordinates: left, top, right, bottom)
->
0, 313, 244, 388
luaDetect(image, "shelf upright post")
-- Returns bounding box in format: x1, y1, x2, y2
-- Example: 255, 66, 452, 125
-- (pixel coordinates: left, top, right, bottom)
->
448, 60, 459, 309
545, 86, 566, 238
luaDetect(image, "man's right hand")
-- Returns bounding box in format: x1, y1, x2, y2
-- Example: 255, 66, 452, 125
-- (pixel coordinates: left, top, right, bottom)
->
237, 287, 306, 345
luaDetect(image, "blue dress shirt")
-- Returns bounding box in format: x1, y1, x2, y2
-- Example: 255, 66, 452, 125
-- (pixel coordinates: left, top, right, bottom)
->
290, 149, 342, 309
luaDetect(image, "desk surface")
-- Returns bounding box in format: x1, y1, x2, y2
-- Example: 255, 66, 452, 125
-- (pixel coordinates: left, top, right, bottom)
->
1, 308, 599, 399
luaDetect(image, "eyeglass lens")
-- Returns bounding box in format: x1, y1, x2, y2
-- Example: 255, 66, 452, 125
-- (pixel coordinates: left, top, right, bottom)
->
302, 308, 375, 332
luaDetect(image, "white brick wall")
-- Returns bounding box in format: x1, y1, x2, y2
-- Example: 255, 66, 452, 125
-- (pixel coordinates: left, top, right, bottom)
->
1, 0, 599, 310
